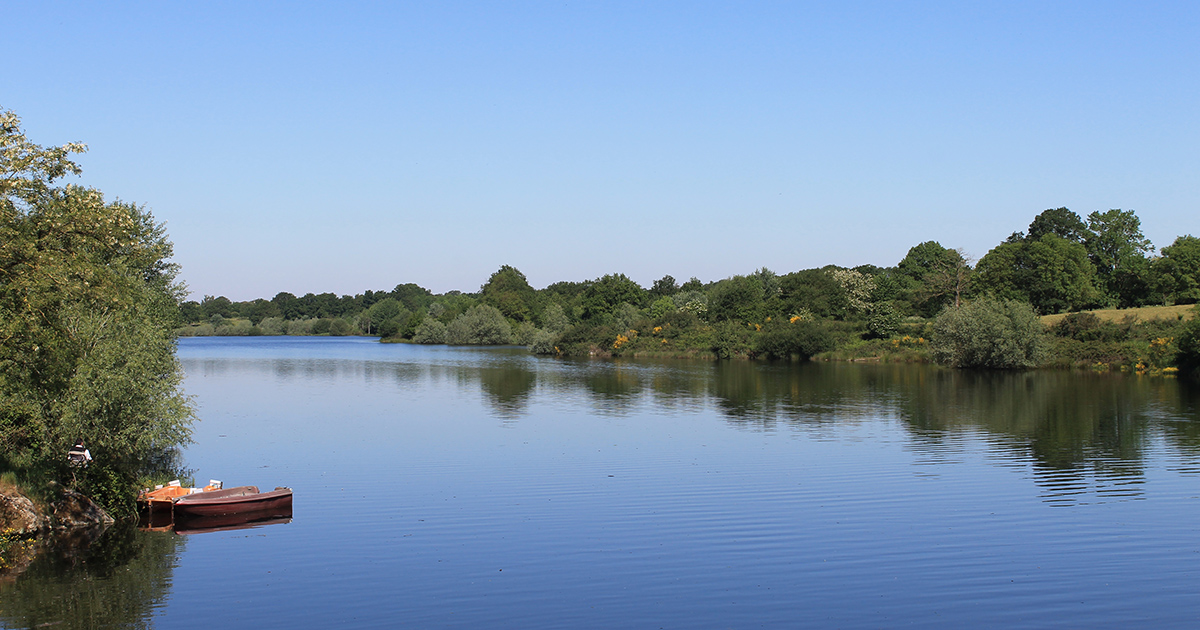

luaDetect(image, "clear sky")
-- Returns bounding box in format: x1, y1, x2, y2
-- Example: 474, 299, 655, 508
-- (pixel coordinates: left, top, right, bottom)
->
6, 1, 1197, 301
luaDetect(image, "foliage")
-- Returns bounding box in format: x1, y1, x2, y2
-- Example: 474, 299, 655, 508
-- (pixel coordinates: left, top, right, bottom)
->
778, 269, 847, 319
579, 274, 646, 320
539, 303, 570, 334
1176, 308, 1200, 376
1027, 207, 1089, 243
650, 274, 679, 297
446, 305, 512, 345
1084, 209, 1154, 307
711, 321, 754, 359
412, 318, 447, 344
0, 109, 194, 511
672, 290, 708, 317
481, 265, 538, 322
930, 298, 1050, 369
708, 275, 765, 323
827, 268, 875, 314
529, 329, 558, 355
974, 234, 1099, 314
1153, 235, 1200, 305
752, 319, 833, 360
649, 296, 677, 319
865, 301, 903, 339
612, 302, 644, 332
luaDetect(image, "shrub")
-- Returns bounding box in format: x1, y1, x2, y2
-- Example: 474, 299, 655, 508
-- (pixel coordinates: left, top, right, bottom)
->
1051, 312, 1121, 342
512, 321, 539, 346
328, 318, 352, 336
753, 320, 834, 360
529, 329, 558, 355
412, 318, 447, 344
711, 321, 754, 359
446, 305, 512, 345
931, 298, 1049, 368
865, 302, 902, 339
1176, 309, 1200, 376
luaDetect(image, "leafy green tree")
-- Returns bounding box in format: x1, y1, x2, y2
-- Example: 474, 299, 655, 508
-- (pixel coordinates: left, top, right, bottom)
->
481, 265, 538, 322
650, 274, 679, 298
364, 298, 403, 335
272, 291, 301, 319
1085, 209, 1154, 307
540, 302, 570, 334
580, 274, 646, 320
778, 269, 846, 319
244, 298, 280, 325
897, 241, 969, 317
865, 302, 903, 339
0, 109, 195, 509
1153, 235, 1200, 304
1027, 207, 1088, 243
200, 295, 235, 319
390, 282, 434, 312
650, 296, 677, 319
179, 300, 204, 323
974, 235, 1099, 314
708, 275, 764, 323
930, 298, 1049, 368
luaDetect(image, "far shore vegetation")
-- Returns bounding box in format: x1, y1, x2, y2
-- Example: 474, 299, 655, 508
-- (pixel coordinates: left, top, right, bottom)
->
179, 206, 1200, 380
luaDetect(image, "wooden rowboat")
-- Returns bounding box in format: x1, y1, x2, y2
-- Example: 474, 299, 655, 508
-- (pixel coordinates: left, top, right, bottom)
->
173, 485, 293, 520
137, 480, 222, 512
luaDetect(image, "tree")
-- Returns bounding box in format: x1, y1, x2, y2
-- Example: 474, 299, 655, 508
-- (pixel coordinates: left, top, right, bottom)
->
579, 274, 646, 320
200, 295, 235, 319
778, 269, 847, 319
897, 241, 968, 317
1152, 235, 1200, 304
930, 298, 1049, 369
1084, 209, 1154, 307
707, 275, 764, 323
974, 235, 1099, 314
481, 265, 538, 322
1027, 207, 1088, 243
650, 274, 679, 298
827, 268, 875, 314
539, 302, 570, 334
1, 109, 195, 510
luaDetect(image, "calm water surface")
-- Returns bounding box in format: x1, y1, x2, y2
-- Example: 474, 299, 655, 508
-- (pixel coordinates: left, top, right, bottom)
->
4, 336, 1200, 628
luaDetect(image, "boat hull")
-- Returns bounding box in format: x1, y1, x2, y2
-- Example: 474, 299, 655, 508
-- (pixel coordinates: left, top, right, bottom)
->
173, 486, 293, 520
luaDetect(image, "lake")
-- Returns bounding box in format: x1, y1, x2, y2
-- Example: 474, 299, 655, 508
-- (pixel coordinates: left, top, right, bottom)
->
4, 336, 1200, 628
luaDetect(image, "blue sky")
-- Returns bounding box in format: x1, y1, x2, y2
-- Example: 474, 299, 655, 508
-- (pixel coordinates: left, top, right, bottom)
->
7, 2, 1197, 300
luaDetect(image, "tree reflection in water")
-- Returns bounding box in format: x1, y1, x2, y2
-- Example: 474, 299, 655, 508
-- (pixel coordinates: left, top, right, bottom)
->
0, 520, 183, 629
443, 356, 1200, 506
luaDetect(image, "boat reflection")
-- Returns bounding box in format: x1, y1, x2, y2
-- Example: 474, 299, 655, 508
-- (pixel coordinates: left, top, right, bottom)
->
138, 505, 293, 535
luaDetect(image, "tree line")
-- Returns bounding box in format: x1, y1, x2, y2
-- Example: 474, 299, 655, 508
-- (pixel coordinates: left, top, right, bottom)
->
181, 206, 1200, 376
